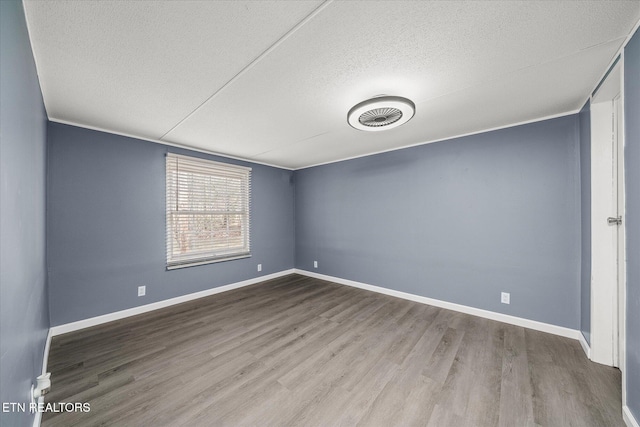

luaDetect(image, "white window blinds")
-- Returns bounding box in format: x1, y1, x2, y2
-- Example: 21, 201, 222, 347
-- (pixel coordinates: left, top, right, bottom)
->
166, 153, 251, 269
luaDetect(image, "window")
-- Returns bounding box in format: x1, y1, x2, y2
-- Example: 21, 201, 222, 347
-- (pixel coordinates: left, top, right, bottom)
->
166, 153, 251, 269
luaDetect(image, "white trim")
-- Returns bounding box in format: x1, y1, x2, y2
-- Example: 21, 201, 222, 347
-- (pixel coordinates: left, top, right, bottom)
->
31, 18, 640, 174
579, 332, 591, 359
294, 269, 581, 340
52, 110, 580, 173
159, 0, 334, 140
618, 56, 627, 405
590, 97, 619, 366
47, 118, 293, 171
624, 406, 640, 427
50, 269, 295, 336
301, 19, 635, 172
630, 16, 640, 44
296, 110, 579, 170
48, 95, 578, 173
581, 16, 640, 109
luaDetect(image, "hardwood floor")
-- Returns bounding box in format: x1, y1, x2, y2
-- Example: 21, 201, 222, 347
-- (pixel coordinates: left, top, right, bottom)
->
43, 274, 623, 426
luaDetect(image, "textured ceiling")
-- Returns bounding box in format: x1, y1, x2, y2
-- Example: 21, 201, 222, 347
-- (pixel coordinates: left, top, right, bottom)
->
24, 1, 640, 169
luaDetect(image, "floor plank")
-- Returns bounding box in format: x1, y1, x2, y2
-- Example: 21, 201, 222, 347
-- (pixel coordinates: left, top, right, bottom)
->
42, 274, 623, 427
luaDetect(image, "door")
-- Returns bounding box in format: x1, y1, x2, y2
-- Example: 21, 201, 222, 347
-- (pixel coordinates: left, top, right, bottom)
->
590, 62, 623, 367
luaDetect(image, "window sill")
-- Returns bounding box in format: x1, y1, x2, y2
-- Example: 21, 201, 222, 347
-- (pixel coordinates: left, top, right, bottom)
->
166, 254, 251, 270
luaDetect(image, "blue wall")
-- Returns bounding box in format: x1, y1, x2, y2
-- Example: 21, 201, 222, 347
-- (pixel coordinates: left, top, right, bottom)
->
295, 116, 581, 329
624, 26, 640, 423
0, 2, 50, 426
47, 123, 295, 325
0, 1, 635, 419
579, 101, 591, 345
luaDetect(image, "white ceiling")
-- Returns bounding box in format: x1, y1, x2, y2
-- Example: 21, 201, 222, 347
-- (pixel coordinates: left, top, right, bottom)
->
24, 1, 640, 169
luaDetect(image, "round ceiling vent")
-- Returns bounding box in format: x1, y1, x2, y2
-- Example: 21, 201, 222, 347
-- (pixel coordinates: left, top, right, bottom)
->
347, 96, 415, 131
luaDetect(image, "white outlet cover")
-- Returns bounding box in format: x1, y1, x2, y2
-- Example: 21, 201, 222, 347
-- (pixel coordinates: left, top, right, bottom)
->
138, 286, 146, 297
501, 292, 510, 304
257, 264, 262, 272
314, 261, 318, 268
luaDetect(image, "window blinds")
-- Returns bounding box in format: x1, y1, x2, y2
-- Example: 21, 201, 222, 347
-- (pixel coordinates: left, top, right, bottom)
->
166, 153, 251, 269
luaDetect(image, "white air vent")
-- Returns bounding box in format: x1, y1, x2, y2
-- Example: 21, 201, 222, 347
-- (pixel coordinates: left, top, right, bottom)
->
347, 96, 415, 131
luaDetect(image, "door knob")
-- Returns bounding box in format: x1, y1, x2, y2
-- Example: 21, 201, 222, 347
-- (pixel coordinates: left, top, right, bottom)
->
607, 216, 622, 226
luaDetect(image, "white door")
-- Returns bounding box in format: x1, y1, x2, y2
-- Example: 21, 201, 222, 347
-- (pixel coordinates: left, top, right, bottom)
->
590, 62, 623, 367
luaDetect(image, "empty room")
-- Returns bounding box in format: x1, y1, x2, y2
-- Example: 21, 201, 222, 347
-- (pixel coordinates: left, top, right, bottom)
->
1, 1, 640, 426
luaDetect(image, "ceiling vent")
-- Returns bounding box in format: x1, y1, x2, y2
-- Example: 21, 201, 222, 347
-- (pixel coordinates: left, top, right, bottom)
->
347, 96, 415, 131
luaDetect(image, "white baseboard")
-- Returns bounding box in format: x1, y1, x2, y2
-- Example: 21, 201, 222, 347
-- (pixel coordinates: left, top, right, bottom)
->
579, 332, 591, 359
624, 405, 640, 427
294, 269, 581, 341
50, 269, 295, 336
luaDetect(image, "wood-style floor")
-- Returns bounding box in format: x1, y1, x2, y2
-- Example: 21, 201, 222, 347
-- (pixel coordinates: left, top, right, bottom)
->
43, 274, 623, 426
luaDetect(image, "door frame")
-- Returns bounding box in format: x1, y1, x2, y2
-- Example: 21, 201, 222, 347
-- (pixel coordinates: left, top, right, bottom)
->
589, 59, 626, 377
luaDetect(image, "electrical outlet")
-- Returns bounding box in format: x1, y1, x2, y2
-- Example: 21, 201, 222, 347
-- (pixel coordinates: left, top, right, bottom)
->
314, 261, 318, 269
138, 286, 146, 297
501, 292, 510, 304
257, 264, 262, 272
